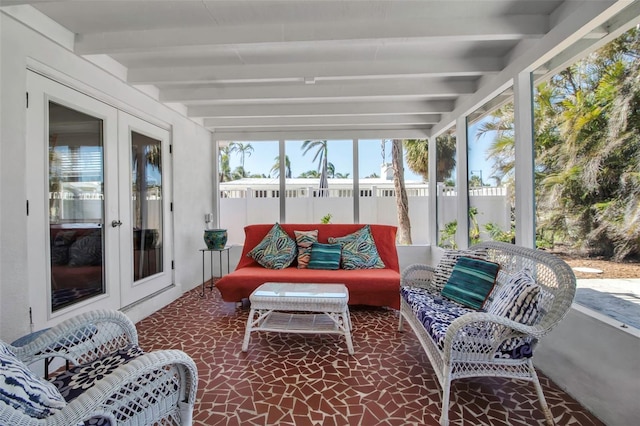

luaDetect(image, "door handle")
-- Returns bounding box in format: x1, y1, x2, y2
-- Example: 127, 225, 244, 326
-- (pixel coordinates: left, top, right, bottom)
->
111, 220, 122, 227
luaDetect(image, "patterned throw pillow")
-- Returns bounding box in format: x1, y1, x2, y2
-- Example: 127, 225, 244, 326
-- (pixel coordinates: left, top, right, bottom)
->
327, 225, 385, 270
307, 243, 341, 270
486, 268, 541, 325
441, 257, 500, 310
0, 351, 66, 419
431, 248, 488, 293
294, 230, 318, 269
247, 223, 297, 269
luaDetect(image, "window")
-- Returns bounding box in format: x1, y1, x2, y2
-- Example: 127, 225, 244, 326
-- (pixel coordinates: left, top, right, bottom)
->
466, 89, 515, 245
436, 128, 458, 248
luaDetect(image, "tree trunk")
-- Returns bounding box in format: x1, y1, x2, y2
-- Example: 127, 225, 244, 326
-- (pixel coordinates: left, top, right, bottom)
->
392, 139, 412, 244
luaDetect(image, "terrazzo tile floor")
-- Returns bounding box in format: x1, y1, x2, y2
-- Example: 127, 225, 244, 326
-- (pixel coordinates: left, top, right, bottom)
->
135, 284, 604, 426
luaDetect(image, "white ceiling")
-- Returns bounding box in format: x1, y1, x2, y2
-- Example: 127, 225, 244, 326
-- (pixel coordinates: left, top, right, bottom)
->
3, 0, 639, 140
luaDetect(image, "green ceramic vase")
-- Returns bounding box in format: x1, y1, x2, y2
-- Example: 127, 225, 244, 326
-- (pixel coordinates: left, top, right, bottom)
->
204, 229, 227, 250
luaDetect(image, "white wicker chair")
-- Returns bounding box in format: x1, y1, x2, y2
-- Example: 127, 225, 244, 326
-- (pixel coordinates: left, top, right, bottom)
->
0, 309, 198, 426
399, 241, 576, 426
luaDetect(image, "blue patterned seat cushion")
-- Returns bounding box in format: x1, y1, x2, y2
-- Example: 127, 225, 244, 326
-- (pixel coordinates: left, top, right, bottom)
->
401, 287, 534, 359
51, 344, 145, 403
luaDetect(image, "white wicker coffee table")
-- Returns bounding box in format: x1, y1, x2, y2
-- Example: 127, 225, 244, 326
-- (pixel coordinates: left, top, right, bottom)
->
242, 282, 354, 355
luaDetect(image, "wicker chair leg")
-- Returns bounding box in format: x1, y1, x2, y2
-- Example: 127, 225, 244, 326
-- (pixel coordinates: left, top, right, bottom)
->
529, 360, 554, 426
440, 375, 452, 426
179, 401, 194, 426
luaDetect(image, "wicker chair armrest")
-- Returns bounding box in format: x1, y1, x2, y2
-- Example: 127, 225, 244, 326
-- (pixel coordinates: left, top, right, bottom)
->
442, 312, 544, 362
46, 349, 198, 426
13, 310, 138, 365
401, 263, 438, 292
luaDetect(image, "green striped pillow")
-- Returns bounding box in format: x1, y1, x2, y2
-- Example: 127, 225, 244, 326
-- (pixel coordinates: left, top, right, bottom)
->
307, 243, 341, 270
441, 256, 500, 310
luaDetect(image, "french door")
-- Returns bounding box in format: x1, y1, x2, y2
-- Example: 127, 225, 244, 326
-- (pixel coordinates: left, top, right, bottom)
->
26, 71, 173, 327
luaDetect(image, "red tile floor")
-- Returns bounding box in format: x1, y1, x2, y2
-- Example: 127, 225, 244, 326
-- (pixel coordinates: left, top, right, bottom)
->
135, 285, 604, 426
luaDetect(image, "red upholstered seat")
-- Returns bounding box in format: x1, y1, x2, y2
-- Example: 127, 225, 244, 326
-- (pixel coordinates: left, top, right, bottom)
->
216, 224, 401, 309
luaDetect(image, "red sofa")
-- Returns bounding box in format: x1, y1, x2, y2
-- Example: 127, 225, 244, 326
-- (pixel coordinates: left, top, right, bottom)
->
215, 223, 401, 309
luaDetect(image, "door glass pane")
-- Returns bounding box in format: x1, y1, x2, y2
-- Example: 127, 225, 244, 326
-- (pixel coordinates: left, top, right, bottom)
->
49, 102, 105, 311
131, 131, 163, 281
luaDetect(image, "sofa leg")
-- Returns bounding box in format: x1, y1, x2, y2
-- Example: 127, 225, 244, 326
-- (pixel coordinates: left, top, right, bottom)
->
440, 374, 451, 426
529, 360, 554, 425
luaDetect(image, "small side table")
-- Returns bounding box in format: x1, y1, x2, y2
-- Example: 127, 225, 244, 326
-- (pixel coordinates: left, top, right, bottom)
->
200, 246, 231, 297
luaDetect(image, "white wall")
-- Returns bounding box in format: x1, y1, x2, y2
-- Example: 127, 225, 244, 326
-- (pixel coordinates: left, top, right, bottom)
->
535, 305, 640, 426
0, 12, 213, 340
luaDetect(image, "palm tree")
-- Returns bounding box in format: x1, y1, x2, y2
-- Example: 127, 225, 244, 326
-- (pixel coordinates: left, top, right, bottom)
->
218, 144, 233, 182
301, 140, 328, 172
403, 139, 429, 181
270, 155, 291, 178
435, 134, 457, 182
231, 142, 254, 178
299, 170, 320, 178
392, 139, 412, 244
335, 172, 350, 178
327, 162, 335, 178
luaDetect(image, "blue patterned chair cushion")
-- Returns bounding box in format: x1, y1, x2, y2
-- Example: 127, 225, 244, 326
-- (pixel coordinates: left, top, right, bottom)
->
0, 350, 66, 418
401, 286, 533, 359
247, 223, 297, 269
441, 257, 500, 310
51, 344, 145, 402
307, 242, 341, 270
327, 225, 385, 270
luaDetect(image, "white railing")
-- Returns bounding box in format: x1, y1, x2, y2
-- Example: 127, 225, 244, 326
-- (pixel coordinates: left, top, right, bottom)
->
220, 184, 432, 199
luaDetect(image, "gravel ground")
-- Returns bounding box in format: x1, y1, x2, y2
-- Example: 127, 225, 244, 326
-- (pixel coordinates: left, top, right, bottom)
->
555, 254, 640, 279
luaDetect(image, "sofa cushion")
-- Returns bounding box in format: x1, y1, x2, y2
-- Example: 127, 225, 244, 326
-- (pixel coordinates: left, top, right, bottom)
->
307, 242, 341, 270
0, 350, 66, 419
216, 265, 401, 309
486, 268, 541, 325
441, 257, 500, 310
294, 229, 318, 269
328, 225, 385, 270
246, 223, 297, 269
401, 286, 533, 359
431, 249, 488, 293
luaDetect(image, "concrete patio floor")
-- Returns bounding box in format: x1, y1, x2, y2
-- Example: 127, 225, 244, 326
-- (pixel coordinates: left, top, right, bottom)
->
575, 278, 640, 330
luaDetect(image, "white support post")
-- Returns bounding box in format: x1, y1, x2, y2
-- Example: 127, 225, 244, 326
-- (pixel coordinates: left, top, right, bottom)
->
213, 136, 221, 227
353, 139, 359, 224
455, 116, 469, 249
279, 139, 286, 223
428, 136, 437, 246
514, 71, 536, 248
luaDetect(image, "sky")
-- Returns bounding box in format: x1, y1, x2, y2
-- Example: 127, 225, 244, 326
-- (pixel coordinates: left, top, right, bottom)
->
225, 132, 495, 184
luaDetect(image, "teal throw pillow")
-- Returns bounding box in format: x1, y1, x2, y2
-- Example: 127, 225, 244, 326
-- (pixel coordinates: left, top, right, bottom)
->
327, 225, 385, 270
247, 223, 297, 269
441, 256, 500, 310
307, 243, 341, 270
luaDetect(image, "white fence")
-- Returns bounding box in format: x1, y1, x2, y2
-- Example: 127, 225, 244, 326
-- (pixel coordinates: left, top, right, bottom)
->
220, 184, 510, 246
